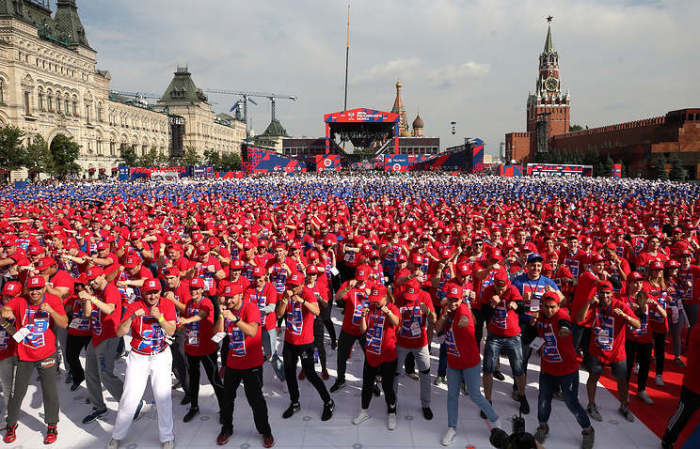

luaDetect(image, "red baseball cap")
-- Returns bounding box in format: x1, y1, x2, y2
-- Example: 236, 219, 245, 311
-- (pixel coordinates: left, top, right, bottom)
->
2, 281, 22, 296
230, 259, 244, 270
355, 268, 369, 281
189, 278, 205, 289
163, 266, 180, 277
369, 285, 387, 302
307, 250, 320, 260
542, 291, 560, 304
222, 283, 243, 297
439, 248, 451, 260
306, 265, 319, 275
35, 257, 57, 271
27, 275, 46, 288
86, 266, 105, 280
589, 254, 605, 264
124, 255, 141, 269
252, 266, 266, 278
649, 260, 665, 270
28, 245, 44, 256
597, 280, 613, 291
629, 271, 644, 281
142, 278, 162, 293
447, 285, 463, 299
369, 250, 380, 259
456, 263, 470, 277
398, 253, 408, 263
494, 271, 509, 284
97, 241, 110, 251
323, 237, 336, 246
665, 260, 680, 268
489, 249, 504, 262
287, 273, 304, 286
410, 254, 424, 265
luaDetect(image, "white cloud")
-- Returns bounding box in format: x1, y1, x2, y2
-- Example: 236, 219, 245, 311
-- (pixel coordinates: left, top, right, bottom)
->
353, 58, 422, 83
428, 61, 491, 87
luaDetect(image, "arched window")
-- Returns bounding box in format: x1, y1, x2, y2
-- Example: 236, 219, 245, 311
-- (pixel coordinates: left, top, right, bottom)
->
0, 79, 4, 104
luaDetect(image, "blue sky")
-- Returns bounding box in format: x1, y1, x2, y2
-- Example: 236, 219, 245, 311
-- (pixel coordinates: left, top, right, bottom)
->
67, 0, 699, 156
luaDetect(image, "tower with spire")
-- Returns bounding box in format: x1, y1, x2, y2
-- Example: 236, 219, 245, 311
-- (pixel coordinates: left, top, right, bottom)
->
526, 17, 570, 141
390, 81, 410, 137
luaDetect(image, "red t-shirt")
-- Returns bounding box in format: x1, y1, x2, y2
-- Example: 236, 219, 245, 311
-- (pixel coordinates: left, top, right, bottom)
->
183, 296, 217, 356
571, 271, 600, 326
678, 265, 700, 305
537, 309, 579, 377
396, 289, 434, 349
49, 269, 75, 295
364, 303, 399, 367
123, 298, 177, 355
445, 303, 480, 370
484, 284, 523, 337
588, 298, 634, 364
8, 293, 66, 362
644, 282, 669, 334
243, 282, 278, 331
683, 324, 700, 394
625, 296, 653, 344
90, 282, 121, 347
66, 294, 91, 337
193, 256, 223, 297
283, 287, 317, 345
225, 301, 264, 370
341, 283, 371, 336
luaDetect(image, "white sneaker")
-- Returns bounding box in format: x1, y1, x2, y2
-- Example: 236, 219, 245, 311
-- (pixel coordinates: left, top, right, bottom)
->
655, 375, 664, 386
633, 363, 639, 374
387, 412, 397, 430
162, 440, 175, 449
352, 409, 370, 425
107, 439, 121, 449
441, 427, 456, 446
638, 390, 654, 405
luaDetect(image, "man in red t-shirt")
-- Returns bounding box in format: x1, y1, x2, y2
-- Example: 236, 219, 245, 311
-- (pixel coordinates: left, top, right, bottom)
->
394, 279, 436, 420
80, 266, 124, 425
2, 275, 68, 445
0, 281, 20, 431
178, 277, 224, 423
214, 282, 274, 448
534, 292, 594, 448
576, 281, 640, 423
662, 324, 700, 448
275, 273, 334, 421
481, 271, 529, 414
110, 278, 176, 449
351, 285, 400, 430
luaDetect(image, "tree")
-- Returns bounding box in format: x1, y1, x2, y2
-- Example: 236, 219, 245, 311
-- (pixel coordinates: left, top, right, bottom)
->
24, 136, 54, 180
598, 155, 614, 177
647, 153, 668, 180
49, 134, 81, 180
0, 125, 28, 174
668, 152, 687, 181
203, 149, 222, 170
221, 152, 242, 171
139, 147, 160, 167
119, 144, 139, 167
569, 124, 584, 132
173, 146, 201, 167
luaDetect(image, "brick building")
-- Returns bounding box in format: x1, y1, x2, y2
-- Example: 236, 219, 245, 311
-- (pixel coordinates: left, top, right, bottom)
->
505, 21, 700, 179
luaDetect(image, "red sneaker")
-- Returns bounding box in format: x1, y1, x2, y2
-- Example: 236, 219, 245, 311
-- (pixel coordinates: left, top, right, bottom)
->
263, 434, 275, 448
321, 369, 330, 380
298, 369, 306, 380
216, 430, 232, 445
44, 424, 58, 444
3, 424, 16, 443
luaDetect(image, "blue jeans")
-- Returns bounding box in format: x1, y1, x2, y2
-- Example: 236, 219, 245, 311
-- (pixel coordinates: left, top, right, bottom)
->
262, 328, 285, 382
483, 333, 524, 377
537, 370, 591, 429
447, 365, 499, 428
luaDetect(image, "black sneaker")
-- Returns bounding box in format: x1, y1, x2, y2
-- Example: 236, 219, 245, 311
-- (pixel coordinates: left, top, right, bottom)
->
519, 395, 530, 415
180, 395, 192, 405
282, 402, 301, 419
329, 380, 345, 393
70, 381, 82, 392
321, 400, 335, 421
422, 407, 433, 420
81, 407, 108, 424
493, 370, 505, 381
183, 406, 199, 423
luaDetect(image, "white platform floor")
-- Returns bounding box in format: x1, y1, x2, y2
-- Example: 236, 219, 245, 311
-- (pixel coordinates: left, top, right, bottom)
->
4, 312, 662, 449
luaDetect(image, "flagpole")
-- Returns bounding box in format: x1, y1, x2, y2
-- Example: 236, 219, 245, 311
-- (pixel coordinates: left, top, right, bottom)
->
343, 2, 350, 112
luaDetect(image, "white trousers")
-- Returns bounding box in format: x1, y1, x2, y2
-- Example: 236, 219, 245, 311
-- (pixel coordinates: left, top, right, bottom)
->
112, 349, 174, 443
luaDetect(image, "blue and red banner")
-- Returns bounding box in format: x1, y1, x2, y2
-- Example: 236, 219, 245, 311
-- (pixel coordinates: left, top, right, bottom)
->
499, 164, 524, 177
324, 108, 399, 124
315, 155, 342, 172
243, 147, 307, 173
612, 164, 622, 178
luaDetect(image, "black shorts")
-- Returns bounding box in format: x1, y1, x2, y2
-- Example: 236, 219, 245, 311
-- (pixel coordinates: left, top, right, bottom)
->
584, 354, 626, 379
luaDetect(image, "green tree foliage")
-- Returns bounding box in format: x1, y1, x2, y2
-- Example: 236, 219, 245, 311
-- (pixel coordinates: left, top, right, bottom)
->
138, 147, 161, 167
221, 152, 242, 171
668, 152, 687, 181
172, 146, 201, 167
597, 155, 614, 177
49, 134, 81, 180
24, 136, 54, 180
647, 153, 668, 180
203, 149, 222, 169
119, 144, 139, 167
0, 125, 28, 172
569, 124, 584, 132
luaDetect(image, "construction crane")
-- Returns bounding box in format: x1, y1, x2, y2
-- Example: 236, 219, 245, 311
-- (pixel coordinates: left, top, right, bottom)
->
203, 89, 296, 125
109, 90, 161, 108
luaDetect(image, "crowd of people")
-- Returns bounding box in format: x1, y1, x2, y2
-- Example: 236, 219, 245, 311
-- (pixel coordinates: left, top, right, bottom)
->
0, 173, 698, 449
